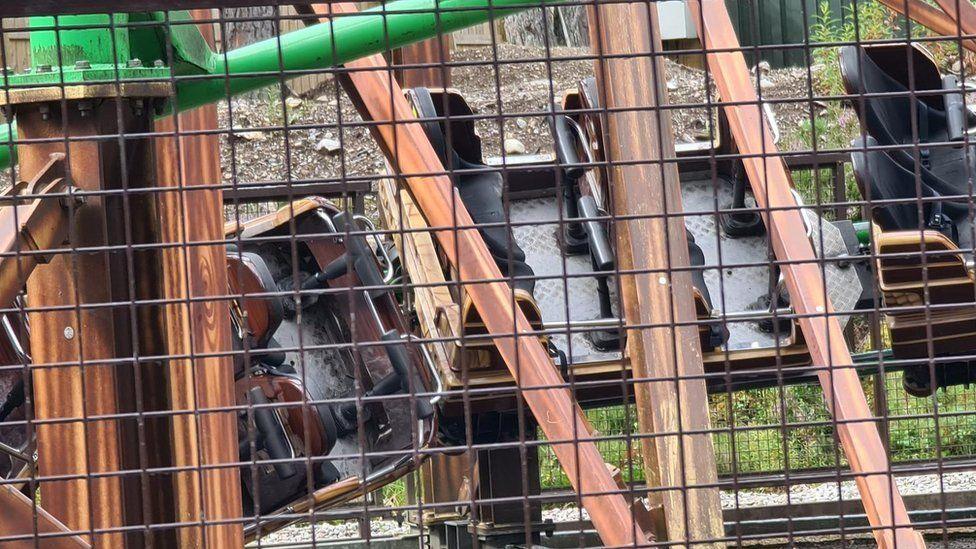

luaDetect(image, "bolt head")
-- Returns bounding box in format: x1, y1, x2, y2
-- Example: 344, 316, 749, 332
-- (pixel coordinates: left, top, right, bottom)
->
37, 64, 52, 73
127, 58, 142, 68
74, 59, 91, 70
63, 326, 75, 340
153, 59, 165, 68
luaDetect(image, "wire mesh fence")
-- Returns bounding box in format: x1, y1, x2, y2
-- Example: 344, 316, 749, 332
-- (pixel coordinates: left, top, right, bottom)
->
1, 0, 976, 547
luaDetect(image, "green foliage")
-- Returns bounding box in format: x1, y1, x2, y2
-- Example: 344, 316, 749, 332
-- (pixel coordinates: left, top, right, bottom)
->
537, 373, 976, 487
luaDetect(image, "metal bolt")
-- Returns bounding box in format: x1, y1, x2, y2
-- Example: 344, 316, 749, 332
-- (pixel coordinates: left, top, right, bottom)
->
127, 58, 142, 68
37, 64, 52, 73
22, 67, 31, 74
77, 100, 93, 118
38, 105, 50, 121
74, 59, 91, 70
132, 99, 145, 117
63, 326, 75, 340
153, 59, 165, 68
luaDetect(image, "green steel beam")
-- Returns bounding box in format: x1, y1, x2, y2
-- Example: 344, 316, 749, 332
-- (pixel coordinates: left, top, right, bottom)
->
0, 0, 549, 170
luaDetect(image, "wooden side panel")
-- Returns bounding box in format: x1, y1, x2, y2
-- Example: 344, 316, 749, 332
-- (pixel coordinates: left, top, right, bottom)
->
587, 1, 724, 544
689, 1, 923, 547
153, 9, 243, 548
301, 4, 652, 545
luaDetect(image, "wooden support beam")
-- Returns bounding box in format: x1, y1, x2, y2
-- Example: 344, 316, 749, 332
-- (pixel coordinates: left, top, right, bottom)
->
395, 37, 453, 89
688, 1, 924, 547
300, 4, 652, 546
586, 1, 724, 544
929, 0, 976, 41
875, 0, 976, 53
0, 484, 90, 549
154, 9, 244, 547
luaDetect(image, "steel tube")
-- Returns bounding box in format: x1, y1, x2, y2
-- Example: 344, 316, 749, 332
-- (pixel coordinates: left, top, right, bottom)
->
0, 0, 550, 170
174, 0, 546, 111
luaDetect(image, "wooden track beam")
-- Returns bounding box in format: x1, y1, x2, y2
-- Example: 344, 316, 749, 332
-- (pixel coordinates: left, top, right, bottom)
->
299, 4, 652, 546
689, 1, 924, 547
587, 0, 725, 544
876, 0, 976, 52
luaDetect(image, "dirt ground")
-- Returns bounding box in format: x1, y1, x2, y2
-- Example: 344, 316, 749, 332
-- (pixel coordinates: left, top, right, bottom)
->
217, 44, 814, 191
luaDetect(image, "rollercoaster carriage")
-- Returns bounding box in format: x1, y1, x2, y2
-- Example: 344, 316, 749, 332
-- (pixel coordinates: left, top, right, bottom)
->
380, 84, 881, 416
842, 43, 976, 396
0, 197, 439, 533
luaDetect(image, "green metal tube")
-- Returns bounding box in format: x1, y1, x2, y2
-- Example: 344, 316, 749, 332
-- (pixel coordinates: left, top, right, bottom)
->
854, 221, 870, 246
0, 0, 551, 169
0, 122, 14, 172
173, 0, 546, 112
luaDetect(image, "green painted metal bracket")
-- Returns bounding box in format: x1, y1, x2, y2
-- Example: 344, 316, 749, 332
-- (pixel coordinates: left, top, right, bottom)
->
0, 0, 554, 170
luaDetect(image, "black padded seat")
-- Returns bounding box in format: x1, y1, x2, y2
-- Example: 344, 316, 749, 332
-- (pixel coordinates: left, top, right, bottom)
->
852, 136, 972, 251
411, 87, 536, 294
840, 45, 976, 199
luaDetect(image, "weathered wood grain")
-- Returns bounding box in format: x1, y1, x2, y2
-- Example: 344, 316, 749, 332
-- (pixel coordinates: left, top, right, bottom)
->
876, 0, 976, 52
153, 9, 244, 548
689, 1, 924, 547
586, 1, 724, 544
19, 106, 130, 548
0, 484, 89, 549
300, 3, 652, 545
396, 37, 453, 89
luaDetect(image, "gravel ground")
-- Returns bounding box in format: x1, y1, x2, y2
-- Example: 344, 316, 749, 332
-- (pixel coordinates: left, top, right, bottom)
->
217, 44, 813, 191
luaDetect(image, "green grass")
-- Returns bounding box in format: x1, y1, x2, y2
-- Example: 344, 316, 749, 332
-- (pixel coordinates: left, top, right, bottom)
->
535, 373, 976, 487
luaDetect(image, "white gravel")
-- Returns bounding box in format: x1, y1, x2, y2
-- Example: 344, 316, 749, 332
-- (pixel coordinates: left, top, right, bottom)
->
259, 471, 976, 544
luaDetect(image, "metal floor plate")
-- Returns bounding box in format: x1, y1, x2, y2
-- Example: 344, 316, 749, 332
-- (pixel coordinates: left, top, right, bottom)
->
510, 198, 621, 364
511, 176, 861, 358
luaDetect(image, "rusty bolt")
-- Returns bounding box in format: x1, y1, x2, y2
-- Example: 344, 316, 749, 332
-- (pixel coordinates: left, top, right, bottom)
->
77, 100, 93, 118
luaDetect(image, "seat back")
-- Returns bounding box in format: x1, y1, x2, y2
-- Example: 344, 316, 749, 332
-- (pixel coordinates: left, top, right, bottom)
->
851, 136, 943, 233
840, 45, 947, 147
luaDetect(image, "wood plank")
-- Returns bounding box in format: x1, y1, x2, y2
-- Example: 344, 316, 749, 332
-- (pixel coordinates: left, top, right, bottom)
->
0, 484, 90, 549
929, 0, 976, 41
300, 4, 652, 545
396, 37, 453, 88
154, 9, 244, 548
876, 0, 976, 53
688, 1, 924, 547
587, 0, 725, 544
